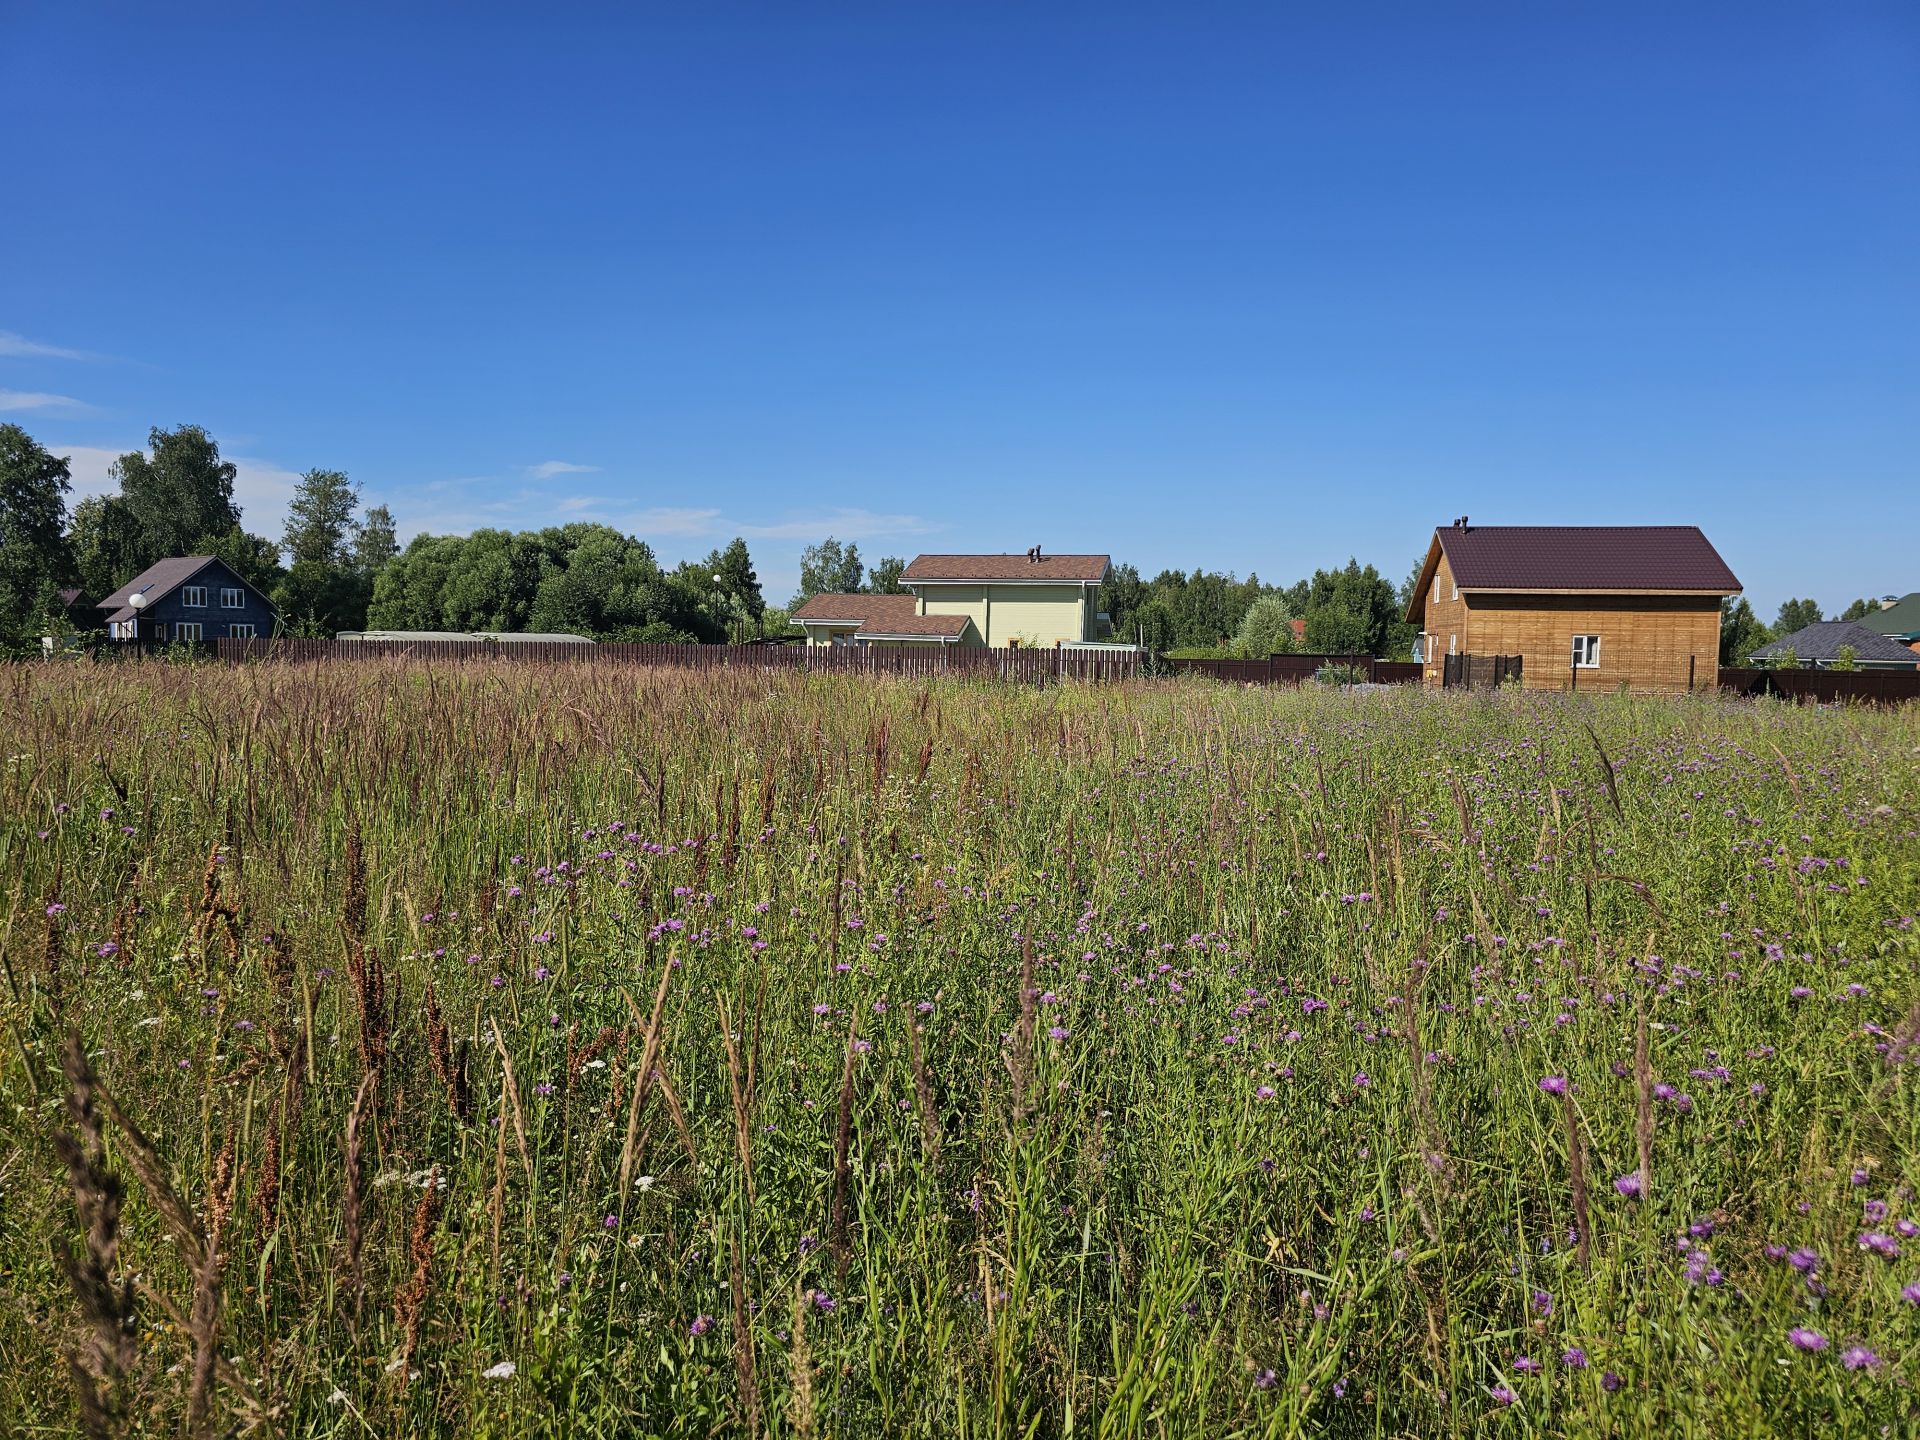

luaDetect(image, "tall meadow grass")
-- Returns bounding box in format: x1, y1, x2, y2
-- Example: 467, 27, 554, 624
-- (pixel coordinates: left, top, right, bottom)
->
0, 659, 1915, 1436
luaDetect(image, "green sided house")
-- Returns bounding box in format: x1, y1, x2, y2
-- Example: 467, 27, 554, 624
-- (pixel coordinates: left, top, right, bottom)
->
900, 551, 1110, 647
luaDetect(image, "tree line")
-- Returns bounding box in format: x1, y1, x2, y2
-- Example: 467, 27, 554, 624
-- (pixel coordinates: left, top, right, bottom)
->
4, 419, 1891, 659
0, 422, 780, 647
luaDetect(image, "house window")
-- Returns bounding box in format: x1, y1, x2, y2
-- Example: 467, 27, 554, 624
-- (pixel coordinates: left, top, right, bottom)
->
1449, 634, 1457, 655
221, 587, 244, 609
182, 586, 207, 608
228, 623, 257, 639
1450, 581, 1459, 601
175, 622, 203, 642
1572, 634, 1601, 669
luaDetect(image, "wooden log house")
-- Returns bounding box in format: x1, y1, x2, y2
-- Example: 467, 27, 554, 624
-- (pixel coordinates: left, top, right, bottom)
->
1406, 521, 1742, 693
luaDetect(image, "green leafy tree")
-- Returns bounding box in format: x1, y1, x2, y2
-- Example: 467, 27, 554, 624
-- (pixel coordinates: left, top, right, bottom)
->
1133, 597, 1177, 655
68, 495, 143, 602
1233, 595, 1296, 657
707, 538, 765, 620
113, 425, 242, 567
351, 505, 399, 577
0, 425, 77, 642
1831, 644, 1859, 672
865, 556, 907, 595
1300, 559, 1401, 655
282, 469, 359, 566
1097, 563, 1147, 643
1719, 597, 1772, 666
1838, 597, 1875, 622
793, 537, 863, 605
1774, 597, 1822, 635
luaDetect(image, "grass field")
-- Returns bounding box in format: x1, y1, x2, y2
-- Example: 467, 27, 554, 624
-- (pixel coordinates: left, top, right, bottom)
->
1, 661, 1916, 1438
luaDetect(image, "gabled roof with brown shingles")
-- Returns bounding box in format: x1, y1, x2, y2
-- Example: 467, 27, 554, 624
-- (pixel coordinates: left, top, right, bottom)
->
1409, 525, 1740, 621
901, 553, 1109, 584
854, 613, 976, 639
790, 593, 919, 625
1437, 526, 1739, 592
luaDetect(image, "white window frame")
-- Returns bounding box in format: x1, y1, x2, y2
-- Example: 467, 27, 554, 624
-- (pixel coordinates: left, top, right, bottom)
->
1572, 634, 1601, 669
181, 585, 207, 608
1450, 581, 1459, 601
1449, 633, 1457, 655
220, 587, 245, 609
228, 623, 257, 639
174, 621, 203, 642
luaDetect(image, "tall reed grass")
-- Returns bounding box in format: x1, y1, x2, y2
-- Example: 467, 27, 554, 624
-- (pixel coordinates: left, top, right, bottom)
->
1, 659, 1915, 1436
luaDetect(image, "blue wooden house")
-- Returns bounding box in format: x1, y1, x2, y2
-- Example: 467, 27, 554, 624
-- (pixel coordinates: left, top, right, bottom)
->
98, 556, 280, 643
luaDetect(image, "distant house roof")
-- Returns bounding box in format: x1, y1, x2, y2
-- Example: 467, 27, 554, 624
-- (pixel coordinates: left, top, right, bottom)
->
901, 553, 1110, 584
1856, 593, 1920, 640
99, 556, 219, 611
98, 555, 278, 626
790, 593, 919, 625
1751, 621, 1920, 667
854, 613, 976, 641
1435, 526, 1740, 592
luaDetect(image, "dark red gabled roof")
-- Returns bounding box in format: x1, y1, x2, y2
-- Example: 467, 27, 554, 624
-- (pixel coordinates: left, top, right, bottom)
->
1435, 526, 1740, 593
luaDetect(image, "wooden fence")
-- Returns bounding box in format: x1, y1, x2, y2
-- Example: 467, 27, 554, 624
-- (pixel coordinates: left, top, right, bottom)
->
1162, 654, 1421, 686
213, 638, 1143, 683
1717, 667, 1920, 704
1442, 653, 1524, 689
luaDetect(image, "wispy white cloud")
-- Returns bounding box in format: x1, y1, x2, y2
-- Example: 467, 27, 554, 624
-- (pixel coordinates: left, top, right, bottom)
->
736, 507, 938, 542
0, 389, 92, 414
527, 460, 599, 480
623, 506, 724, 537
0, 331, 101, 361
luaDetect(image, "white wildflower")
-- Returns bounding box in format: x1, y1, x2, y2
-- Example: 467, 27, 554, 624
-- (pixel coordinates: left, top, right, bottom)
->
483, 1361, 517, 1380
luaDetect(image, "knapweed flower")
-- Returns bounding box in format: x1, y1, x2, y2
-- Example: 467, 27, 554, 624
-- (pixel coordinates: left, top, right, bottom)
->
1787, 1248, 1819, 1273
1903, 1281, 1920, 1305
1840, 1346, 1880, 1372
1601, 1371, 1623, 1392
1613, 1174, 1642, 1198
1047, 1026, 1069, 1041
1561, 1348, 1587, 1369
1538, 1076, 1568, 1095
1513, 1356, 1541, 1374
1858, 1231, 1900, 1259
1786, 1328, 1827, 1352
602, 1213, 619, 1230
689, 1315, 714, 1337
1352, 1072, 1371, 1089
1490, 1385, 1517, 1407
1252, 1368, 1277, 1389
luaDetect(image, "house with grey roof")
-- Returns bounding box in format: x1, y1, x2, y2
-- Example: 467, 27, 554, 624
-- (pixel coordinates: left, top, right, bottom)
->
1749, 620, 1920, 671
97, 556, 279, 644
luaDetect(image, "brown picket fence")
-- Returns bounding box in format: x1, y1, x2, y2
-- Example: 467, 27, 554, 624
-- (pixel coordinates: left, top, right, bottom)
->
213, 638, 1143, 683
1162, 654, 1421, 686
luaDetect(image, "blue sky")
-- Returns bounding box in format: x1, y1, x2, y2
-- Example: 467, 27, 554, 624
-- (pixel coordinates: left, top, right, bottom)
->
3, 3, 1915, 614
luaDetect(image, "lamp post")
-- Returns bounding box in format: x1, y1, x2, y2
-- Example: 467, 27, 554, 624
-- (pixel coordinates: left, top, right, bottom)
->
127, 589, 147, 642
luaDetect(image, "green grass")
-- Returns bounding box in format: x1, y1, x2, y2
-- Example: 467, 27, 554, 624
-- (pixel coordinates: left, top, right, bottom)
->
1, 660, 1915, 1437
